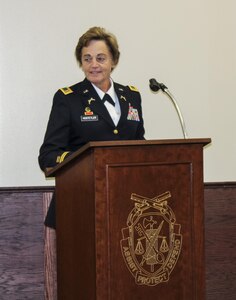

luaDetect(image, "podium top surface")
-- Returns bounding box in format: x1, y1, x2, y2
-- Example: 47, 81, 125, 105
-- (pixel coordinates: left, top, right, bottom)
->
45, 138, 211, 177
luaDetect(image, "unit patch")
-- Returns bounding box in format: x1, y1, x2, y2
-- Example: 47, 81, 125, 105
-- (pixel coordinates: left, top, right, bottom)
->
120, 191, 182, 286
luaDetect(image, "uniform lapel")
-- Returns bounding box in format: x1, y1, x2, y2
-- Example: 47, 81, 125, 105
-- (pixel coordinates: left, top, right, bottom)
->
114, 83, 129, 126
78, 79, 115, 126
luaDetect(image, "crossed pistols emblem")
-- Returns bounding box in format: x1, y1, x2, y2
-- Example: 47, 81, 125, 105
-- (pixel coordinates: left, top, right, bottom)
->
120, 191, 182, 286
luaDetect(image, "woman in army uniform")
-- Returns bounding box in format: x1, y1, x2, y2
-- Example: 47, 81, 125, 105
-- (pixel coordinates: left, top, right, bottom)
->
39, 26, 145, 228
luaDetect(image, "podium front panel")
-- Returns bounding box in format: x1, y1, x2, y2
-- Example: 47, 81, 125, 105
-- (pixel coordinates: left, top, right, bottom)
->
54, 141, 207, 300
93, 144, 205, 300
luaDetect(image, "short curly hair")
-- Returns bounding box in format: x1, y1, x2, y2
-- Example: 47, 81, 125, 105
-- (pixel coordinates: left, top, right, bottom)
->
75, 27, 120, 69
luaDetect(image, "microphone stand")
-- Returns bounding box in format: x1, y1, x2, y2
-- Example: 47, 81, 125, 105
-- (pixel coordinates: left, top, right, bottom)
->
151, 82, 188, 139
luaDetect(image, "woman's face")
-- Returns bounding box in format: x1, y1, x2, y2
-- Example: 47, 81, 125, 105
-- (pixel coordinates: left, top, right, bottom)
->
81, 40, 115, 92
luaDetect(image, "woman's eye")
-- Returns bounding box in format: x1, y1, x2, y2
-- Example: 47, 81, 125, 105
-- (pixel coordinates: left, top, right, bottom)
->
83, 57, 92, 63
97, 56, 106, 63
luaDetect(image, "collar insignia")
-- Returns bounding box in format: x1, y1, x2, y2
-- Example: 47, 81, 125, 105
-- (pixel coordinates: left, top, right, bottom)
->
88, 97, 95, 105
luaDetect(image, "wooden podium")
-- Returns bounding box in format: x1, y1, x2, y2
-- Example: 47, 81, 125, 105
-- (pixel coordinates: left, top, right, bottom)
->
47, 138, 210, 300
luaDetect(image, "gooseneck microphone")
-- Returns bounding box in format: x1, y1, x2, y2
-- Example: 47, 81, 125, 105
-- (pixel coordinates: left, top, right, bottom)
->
149, 78, 167, 92
149, 78, 188, 139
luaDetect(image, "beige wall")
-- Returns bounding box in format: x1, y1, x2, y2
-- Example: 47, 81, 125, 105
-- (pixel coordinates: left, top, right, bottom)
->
0, 0, 235, 186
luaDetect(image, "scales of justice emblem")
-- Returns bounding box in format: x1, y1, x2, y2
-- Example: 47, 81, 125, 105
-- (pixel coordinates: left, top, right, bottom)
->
120, 191, 182, 286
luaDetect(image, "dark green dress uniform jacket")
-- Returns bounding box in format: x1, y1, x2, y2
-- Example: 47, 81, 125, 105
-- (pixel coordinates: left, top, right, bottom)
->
39, 78, 145, 228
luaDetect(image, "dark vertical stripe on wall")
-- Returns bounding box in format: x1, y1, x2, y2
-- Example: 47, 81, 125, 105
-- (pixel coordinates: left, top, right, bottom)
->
0, 187, 52, 299
204, 182, 236, 300
43, 192, 57, 300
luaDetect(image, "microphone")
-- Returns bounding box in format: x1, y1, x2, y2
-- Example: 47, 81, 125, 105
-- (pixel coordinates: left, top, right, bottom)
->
149, 78, 161, 92
149, 78, 188, 139
149, 78, 167, 92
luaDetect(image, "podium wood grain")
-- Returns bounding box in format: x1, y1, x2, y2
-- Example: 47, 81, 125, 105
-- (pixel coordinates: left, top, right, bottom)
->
48, 139, 210, 300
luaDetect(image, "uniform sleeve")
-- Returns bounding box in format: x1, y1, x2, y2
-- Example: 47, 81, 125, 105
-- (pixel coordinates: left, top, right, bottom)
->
136, 91, 145, 139
38, 91, 71, 171
128, 87, 145, 140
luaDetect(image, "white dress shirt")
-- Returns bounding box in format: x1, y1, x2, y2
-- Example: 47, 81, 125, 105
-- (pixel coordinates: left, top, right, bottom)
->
92, 79, 121, 126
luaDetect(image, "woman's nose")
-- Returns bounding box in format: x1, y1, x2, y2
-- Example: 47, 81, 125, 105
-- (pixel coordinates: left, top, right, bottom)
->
90, 58, 99, 67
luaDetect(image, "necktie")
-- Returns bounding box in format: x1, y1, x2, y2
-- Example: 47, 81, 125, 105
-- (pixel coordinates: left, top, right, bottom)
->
103, 93, 115, 106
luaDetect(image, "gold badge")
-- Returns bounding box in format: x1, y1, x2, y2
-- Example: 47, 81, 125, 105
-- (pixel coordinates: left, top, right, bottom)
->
84, 107, 93, 115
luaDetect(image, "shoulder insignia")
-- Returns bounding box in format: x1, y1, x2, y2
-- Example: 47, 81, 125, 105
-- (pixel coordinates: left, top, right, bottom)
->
60, 87, 73, 95
128, 85, 139, 92
56, 152, 70, 164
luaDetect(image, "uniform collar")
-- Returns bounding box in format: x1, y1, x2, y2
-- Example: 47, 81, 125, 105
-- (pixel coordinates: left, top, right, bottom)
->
91, 78, 116, 102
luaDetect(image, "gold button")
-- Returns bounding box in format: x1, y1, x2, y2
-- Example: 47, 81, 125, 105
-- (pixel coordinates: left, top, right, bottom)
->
113, 129, 119, 134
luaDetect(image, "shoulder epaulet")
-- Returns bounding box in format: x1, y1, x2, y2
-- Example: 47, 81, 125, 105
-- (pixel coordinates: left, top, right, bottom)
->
128, 85, 139, 92
60, 87, 73, 95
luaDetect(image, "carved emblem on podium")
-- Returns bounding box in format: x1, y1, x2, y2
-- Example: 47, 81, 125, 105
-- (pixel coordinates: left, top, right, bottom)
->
120, 191, 182, 286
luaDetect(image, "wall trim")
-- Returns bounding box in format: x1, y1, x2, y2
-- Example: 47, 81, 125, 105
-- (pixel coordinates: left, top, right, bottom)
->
0, 186, 55, 193
1, 182, 236, 192
204, 181, 236, 188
